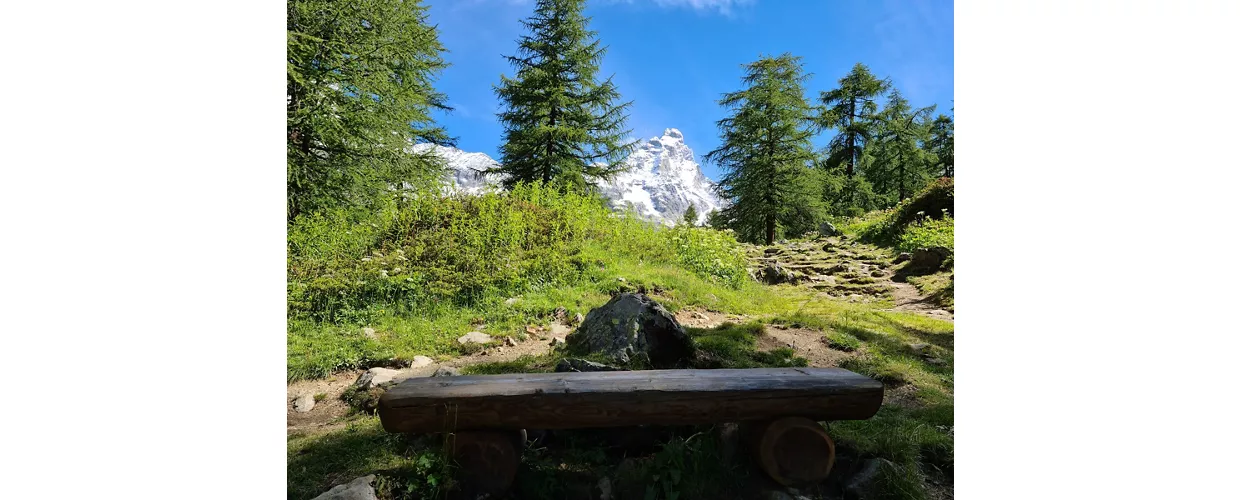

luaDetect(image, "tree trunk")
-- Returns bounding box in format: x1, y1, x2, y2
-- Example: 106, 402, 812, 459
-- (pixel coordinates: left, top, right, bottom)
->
765, 216, 776, 245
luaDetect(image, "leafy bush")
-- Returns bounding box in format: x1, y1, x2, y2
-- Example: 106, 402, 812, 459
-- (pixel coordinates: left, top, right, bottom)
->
897, 215, 954, 253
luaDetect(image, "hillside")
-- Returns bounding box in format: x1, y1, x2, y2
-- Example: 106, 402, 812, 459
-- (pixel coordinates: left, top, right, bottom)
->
287, 185, 955, 500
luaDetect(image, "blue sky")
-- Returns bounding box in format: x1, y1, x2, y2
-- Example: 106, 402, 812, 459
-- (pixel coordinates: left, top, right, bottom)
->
425, 0, 953, 182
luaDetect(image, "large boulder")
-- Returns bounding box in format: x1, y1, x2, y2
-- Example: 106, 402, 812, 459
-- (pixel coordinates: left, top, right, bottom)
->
908, 246, 951, 270
759, 262, 795, 284
569, 293, 694, 367
818, 221, 840, 237
311, 475, 378, 500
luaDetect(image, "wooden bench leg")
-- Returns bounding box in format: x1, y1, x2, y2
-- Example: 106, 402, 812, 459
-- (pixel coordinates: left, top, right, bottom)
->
750, 417, 836, 486
445, 429, 525, 497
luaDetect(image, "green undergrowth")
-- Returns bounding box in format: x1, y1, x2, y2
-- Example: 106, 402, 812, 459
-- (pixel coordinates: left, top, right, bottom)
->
290, 302, 954, 500
288, 182, 759, 381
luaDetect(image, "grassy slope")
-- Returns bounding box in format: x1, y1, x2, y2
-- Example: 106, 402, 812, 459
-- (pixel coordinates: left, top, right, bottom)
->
287, 185, 954, 500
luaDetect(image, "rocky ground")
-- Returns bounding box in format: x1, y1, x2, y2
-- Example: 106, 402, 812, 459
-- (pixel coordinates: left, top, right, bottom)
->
289, 238, 955, 500
744, 235, 954, 321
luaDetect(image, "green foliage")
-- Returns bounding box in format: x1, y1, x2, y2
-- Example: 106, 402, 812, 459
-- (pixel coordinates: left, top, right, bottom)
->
865, 89, 936, 203
928, 114, 954, 178
705, 54, 825, 245
898, 216, 954, 253
490, 0, 636, 192
817, 63, 890, 178
287, 0, 453, 220
850, 177, 954, 250
633, 432, 743, 500
287, 183, 758, 380
681, 204, 698, 226
667, 226, 750, 288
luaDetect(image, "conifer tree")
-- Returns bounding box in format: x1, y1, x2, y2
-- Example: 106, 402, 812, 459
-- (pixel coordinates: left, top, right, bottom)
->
681, 203, 698, 226
867, 89, 936, 202
705, 54, 824, 245
490, 0, 636, 192
817, 63, 890, 178
928, 114, 954, 177
287, 0, 453, 221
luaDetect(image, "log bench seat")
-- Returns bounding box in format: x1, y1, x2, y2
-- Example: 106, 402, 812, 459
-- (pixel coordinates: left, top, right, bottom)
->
377, 367, 883, 495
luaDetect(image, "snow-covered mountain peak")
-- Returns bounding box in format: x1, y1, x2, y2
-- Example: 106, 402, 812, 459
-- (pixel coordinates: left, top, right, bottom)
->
413, 128, 726, 225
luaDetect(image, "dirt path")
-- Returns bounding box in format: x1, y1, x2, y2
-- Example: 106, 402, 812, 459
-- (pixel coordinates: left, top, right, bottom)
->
288, 321, 572, 435
744, 236, 953, 321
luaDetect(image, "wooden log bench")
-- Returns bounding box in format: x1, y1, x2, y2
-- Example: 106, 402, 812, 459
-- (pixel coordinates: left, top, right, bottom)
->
377, 367, 883, 495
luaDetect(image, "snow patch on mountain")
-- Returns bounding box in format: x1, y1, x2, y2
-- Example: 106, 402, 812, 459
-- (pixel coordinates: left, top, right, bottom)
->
410, 128, 726, 225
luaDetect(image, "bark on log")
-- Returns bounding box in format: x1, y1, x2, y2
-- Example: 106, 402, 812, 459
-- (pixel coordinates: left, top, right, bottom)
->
379, 368, 882, 433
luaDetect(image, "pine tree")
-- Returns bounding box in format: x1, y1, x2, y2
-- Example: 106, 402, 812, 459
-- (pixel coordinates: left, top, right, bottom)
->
490, 0, 636, 192
928, 114, 954, 177
287, 0, 453, 221
867, 89, 936, 203
817, 63, 890, 178
705, 54, 824, 245
681, 204, 698, 226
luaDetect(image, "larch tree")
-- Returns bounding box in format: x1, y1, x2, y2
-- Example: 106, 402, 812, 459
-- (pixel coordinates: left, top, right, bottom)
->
928, 114, 954, 177
287, 0, 453, 221
705, 54, 824, 245
867, 89, 936, 203
489, 0, 636, 193
817, 63, 890, 178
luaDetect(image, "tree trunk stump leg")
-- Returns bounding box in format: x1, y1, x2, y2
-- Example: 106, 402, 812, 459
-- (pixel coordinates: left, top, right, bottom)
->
445, 429, 524, 497
750, 416, 836, 486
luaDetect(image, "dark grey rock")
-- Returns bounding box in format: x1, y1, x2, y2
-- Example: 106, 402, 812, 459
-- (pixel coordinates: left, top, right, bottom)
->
893, 252, 912, 264
311, 475, 378, 500
760, 262, 794, 284
818, 221, 840, 236
909, 246, 950, 270
431, 366, 459, 377
569, 293, 694, 368
844, 459, 895, 500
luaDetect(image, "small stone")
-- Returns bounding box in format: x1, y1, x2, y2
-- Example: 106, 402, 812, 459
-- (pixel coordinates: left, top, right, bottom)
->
361, 327, 377, 339
573, 312, 585, 325
504, 337, 517, 347
553, 306, 568, 321
293, 392, 315, 413
909, 343, 931, 352
549, 337, 566, 347
871, 270, 885, 277
893, 252, 912, 264
504, 297, 519, 306
431, 366, 459, 377
549, 323, 572, 337
617, 277, 627, 282
409, 355, 433, 368
457, 331, 492, 345
927, 357, 948, 366
354, 367, 407, 389
310, 475, 378, 500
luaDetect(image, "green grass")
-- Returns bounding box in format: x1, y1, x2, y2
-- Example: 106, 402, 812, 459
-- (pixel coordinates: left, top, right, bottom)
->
287, 185, 955, 500
287, 182, 765, 381
906, 271, 955, 310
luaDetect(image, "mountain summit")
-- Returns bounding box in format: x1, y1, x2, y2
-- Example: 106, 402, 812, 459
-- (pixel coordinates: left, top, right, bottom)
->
411, 128, 726, 225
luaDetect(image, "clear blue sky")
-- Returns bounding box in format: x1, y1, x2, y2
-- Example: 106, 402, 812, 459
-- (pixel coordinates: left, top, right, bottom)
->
425, 0, 953, 182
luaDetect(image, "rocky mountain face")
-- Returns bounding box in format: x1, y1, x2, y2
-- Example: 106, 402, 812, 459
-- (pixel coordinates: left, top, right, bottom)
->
410, 128, 726, 225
